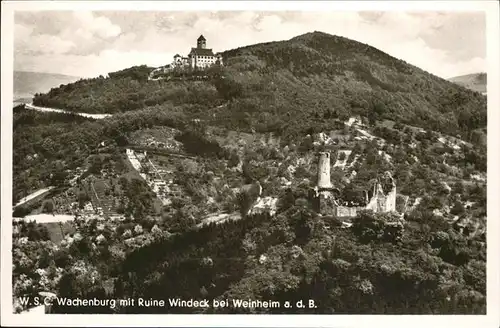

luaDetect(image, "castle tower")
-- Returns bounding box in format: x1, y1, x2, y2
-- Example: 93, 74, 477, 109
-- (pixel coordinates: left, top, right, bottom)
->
197, 35, 206, 49
318, 152, 333, 189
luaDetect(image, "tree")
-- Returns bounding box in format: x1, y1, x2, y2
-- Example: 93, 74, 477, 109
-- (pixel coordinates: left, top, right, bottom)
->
54, 248, 72, 268
213, 74, 243, 100
450, 201, 465, 216
89, 156, 103, 174
228, 151, 240, 167
238, 190, 258, 217
78, 191, 90, 208
162, 210, 196, 233
352, 210, 403, 244
51, 170, 69, 187
42, 200, 55, 214
13, 206, 30, 218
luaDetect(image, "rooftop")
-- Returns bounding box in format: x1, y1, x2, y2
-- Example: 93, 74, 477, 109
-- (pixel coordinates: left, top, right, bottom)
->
189, 47, 215, 56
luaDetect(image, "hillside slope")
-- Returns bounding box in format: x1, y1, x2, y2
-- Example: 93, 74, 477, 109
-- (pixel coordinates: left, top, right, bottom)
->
448, 72, 486, 94
13, 32, 487, 313
32, 31, 486, 143
13, 102, 487, 314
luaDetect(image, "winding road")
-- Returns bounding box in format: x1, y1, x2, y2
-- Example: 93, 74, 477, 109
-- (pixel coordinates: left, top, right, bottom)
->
24, 103, 112, 119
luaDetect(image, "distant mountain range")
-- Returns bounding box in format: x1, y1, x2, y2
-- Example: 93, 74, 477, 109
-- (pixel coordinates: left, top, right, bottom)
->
448, 72, 486, 95
14, 71, 81, 104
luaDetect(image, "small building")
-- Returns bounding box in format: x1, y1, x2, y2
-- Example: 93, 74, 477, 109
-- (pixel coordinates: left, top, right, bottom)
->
173, 54, 190, 67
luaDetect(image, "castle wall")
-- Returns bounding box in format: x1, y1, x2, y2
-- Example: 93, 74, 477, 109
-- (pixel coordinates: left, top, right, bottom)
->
315, 151, 399, 217
385, 185, 397, 212
318, 152, 332, 189
318, 191, 337, 216
365, 195, 378, 212
364, 181, 397, 213
335, 206, 363, 218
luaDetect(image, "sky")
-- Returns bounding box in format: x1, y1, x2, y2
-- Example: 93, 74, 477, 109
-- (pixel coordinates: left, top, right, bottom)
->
14, 10, 486, 79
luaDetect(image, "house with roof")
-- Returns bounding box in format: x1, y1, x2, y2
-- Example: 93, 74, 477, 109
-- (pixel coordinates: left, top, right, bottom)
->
173, 53, 190, 67
172, 35, 223, 69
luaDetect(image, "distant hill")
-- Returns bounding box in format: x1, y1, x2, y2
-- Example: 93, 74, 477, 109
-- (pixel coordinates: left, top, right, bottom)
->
14, 71, 81, 104
32, 31, 486, 143
448, 72, 486, 94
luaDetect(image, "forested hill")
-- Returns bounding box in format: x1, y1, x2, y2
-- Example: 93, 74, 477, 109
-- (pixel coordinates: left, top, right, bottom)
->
32, 31, 486, 143
448, 73, 487, 94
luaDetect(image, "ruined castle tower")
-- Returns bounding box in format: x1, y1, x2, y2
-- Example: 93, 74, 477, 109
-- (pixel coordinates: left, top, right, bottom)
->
312, 152, 338, 215
318, 152, 333, 189
314, 153, 399, 217
365, 172, 397, 213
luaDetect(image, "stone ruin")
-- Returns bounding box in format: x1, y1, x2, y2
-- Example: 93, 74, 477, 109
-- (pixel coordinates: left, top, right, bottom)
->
317, 152, 333, 190
312, 152, 399, 218
365, 171, 397, 213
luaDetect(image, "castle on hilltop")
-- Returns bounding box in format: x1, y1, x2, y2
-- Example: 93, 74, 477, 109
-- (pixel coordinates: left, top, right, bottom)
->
312, 152, 398, 218
172, 35, 223, 69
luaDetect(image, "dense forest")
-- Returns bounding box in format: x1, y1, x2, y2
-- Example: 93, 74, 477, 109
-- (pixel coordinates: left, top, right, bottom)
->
13, 104, 487, 314
112, 206, 485, 314
18, 185, 485, 314
32, 32, 486, 144
13, 31, 487, 315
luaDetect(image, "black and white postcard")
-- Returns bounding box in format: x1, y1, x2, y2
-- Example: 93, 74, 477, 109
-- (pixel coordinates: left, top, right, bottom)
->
1, 1, 499, 327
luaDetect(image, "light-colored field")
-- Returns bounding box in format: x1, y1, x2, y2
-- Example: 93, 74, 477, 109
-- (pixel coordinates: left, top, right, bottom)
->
14, 214, 75, 223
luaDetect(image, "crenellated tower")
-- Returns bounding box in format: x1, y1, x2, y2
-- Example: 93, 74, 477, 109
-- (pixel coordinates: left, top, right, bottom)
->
197, 35, 207, 49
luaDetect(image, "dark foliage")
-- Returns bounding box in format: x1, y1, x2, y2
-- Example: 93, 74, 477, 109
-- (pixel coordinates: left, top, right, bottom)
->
30, 32, 485, 144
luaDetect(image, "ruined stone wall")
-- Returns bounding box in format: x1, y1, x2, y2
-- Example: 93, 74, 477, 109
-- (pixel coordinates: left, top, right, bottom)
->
318, 191, 337, 216
315, 153, 400, 217
365, 185, 380, 212
385, 185, 397, 212
365, 180, 397, 213
318, 152, 332, 189
335, 206, 364, 218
